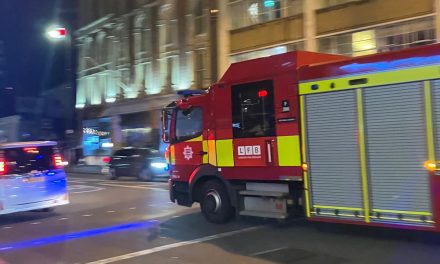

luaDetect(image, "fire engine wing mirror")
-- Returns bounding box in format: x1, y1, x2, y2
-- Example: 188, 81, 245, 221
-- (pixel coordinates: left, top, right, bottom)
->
161, 110, 168, 130
161, 108, 172, 143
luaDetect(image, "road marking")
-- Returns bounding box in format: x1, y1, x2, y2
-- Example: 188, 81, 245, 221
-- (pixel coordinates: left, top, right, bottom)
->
82, 214, 93, 217
68, 185, 106, 194
86, 226, 262, 264
58, 218, 69, 221
107, 211, 115, 213
129, 207, 136, 210
30, 222, 41, 225
1, 227, 12, 230
98, 183, 167, 192
250, 246, 288, 256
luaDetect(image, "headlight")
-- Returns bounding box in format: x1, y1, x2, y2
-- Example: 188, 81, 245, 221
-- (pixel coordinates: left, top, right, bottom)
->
151, 162, 167, 169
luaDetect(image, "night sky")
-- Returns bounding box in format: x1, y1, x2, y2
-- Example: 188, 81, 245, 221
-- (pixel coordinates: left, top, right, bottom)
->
0, 0, 76, 117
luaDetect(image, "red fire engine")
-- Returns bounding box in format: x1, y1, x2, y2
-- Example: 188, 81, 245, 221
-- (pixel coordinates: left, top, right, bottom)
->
162, 43, 440, 231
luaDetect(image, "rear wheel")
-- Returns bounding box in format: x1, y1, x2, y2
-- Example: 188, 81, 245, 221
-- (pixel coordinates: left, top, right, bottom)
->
107, 168, 118, 180
200, 180, 234, 224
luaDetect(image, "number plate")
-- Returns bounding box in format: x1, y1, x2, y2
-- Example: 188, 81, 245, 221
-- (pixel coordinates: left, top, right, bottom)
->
23, 177, 45, 183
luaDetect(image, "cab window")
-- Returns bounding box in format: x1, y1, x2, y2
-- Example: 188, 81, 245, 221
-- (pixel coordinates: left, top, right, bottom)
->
232, 80, 276, 138
175, 107, 203, 142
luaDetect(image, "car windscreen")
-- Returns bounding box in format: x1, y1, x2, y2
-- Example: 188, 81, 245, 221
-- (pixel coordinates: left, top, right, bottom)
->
3, 146, 56, 174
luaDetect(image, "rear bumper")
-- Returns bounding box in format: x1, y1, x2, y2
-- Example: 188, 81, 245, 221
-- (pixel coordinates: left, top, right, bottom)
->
0, 194, 70, 215
169, 180, 192, 207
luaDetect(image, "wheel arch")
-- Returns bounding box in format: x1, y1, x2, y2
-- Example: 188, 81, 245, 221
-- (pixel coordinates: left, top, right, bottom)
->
189, 165, 238, 208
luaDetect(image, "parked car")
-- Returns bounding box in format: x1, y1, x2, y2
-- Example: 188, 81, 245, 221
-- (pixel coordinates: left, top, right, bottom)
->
106, 147, 169, 181
0, 141, 69, 215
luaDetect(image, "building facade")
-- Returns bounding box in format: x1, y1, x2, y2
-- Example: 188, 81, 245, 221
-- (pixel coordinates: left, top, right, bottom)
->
228, 0, 439, 62
76, 0, 223, 162
76, 0, 440, 162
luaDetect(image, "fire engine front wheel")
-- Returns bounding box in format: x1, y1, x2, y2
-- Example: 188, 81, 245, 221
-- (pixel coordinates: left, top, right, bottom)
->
200, 180, 234, 224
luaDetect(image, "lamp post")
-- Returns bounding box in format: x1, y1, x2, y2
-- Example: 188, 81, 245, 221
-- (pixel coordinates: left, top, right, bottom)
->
45, 25, 76, 149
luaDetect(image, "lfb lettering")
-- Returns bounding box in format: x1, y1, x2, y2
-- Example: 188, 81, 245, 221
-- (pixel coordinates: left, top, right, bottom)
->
238, 145, 261, 156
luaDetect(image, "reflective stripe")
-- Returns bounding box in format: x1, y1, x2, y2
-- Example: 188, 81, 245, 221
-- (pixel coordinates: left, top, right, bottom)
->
187, 135, 203, 142
170, 145, 176, 165
313, 205, 363, 211
357, 89, 370, 223
202, 140, 208, 164
424, 81, 436, 164
372, 209, 432, 216
277, 136, 301, 167
207, 140, 217, 166
300, 96, 311, 218
299, 64, 440, 95
216, 140, 234, 167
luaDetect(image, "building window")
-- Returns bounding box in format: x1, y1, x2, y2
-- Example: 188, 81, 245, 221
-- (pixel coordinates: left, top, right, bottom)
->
352, 30, 376, 56
230, 42, 303, 63
229, 0, 302, 30
376, 18, 435, 52
194, 0, 206, 35
318, 18, 435, 56
232, 80, 276, 138
195, 50, 206, 88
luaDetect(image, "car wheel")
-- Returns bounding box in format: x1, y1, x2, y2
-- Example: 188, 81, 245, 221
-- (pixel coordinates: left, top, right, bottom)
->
200, 180, 234, 224
138, 167, 153, 182
107, 168, 118, 180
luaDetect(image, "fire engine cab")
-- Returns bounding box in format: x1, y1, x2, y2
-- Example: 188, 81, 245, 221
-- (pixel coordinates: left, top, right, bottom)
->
163, 43, 440, 231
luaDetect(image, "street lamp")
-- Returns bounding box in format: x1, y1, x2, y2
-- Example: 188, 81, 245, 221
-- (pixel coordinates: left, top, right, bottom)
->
46, 26, 68, 41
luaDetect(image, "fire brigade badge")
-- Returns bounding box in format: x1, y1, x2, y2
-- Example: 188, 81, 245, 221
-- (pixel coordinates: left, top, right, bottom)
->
183, 145, 194, 160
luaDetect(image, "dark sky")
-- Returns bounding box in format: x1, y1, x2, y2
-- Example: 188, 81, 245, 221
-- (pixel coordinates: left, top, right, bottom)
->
0, 0, 76, 116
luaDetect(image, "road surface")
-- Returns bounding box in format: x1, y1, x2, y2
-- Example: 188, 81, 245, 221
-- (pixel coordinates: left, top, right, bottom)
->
1, 173, 440, 264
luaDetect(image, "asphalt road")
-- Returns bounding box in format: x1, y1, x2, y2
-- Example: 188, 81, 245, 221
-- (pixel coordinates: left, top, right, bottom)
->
1, 173, 440, 264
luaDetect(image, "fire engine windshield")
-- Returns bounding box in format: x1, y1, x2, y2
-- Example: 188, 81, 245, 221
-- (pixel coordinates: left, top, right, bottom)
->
175, 107, 203, 142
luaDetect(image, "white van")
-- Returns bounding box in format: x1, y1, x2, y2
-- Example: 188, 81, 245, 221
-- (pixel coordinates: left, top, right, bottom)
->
0, 141, 69, 215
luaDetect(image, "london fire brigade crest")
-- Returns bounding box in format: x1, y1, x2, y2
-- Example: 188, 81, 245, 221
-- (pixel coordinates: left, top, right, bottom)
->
183, 145, 194, 160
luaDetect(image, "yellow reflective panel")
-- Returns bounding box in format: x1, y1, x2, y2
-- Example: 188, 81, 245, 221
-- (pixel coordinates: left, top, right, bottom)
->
277, 136, 301, 166
216, 140, 234, 167
186, 135, 203, 142
207, 140, 217, 166
357, 89, 370, 223
300, 96, 311, 218
300, 65, 440, 95
170, 145, 176, 165
202, 140, 209, 164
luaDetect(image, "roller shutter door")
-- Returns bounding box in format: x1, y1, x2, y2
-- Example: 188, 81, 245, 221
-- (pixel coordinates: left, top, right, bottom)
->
304, 90, 364, 218
363, 82, 432, 221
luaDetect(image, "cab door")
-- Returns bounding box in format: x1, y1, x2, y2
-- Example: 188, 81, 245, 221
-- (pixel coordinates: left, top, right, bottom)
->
171, 105, 206, 181
231, 80, 278, 170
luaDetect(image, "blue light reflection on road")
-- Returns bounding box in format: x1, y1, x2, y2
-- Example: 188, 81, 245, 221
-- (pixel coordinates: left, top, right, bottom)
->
0, 220, 159, 252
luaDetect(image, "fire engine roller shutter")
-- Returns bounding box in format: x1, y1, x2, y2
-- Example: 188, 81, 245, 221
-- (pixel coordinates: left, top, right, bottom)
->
304, 90, 364, 218
363, 82, 432, 222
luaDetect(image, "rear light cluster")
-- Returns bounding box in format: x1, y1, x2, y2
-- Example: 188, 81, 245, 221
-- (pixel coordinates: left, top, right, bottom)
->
102, 157, 111, 163
53, 155, 64, 168
0, 159, 6, 175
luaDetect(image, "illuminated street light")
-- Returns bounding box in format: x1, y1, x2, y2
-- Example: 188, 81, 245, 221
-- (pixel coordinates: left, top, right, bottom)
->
46, 26, 67, 40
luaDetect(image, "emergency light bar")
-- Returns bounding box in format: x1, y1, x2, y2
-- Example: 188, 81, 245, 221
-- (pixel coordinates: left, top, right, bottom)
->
177, 90, 206, 97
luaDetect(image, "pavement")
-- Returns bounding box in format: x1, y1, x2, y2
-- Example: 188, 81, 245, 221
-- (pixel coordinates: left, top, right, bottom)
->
1, 173, 440, 264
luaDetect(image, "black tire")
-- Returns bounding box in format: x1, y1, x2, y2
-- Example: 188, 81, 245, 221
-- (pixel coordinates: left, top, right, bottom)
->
200, 180, 234, 224
138, 167, 153, 182
107, 168, 118, 180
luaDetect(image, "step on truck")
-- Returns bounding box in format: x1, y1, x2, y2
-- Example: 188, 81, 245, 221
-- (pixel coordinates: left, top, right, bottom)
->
162, 43, 440, 231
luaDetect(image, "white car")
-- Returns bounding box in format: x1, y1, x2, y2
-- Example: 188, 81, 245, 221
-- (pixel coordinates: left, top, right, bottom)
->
0, 141, 69, 215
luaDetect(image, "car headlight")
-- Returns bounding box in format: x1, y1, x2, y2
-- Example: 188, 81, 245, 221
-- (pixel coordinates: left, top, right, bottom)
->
151, 162, 167, 169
